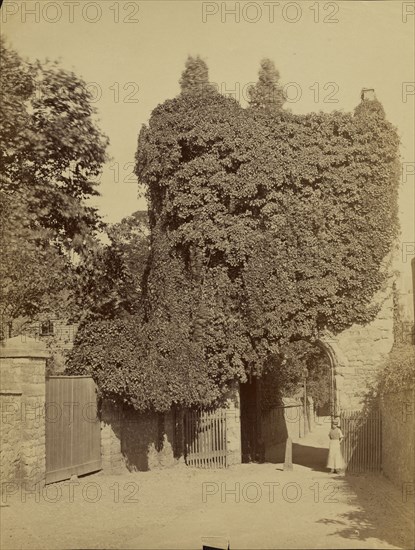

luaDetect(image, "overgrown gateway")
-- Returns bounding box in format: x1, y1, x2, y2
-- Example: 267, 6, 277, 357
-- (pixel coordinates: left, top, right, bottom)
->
67, 58, 400, 475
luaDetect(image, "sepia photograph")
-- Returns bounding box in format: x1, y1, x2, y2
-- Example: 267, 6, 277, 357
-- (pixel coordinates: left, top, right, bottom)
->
0, 1, 414, 549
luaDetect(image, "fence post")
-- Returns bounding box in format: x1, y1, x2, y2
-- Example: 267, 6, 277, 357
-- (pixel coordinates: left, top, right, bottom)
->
283, 437, 293, 471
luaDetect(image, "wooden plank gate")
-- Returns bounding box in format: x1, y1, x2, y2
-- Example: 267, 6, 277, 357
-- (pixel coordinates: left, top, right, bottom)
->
184, 409, 227, 468
340, 409, 382, 473
45, 376, 101, 484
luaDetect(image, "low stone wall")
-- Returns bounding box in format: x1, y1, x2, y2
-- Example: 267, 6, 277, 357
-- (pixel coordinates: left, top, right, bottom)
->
100, 401, 180, 473
101, 385, 242, 471
381, 388, 415, 488
0, 337, 48, 488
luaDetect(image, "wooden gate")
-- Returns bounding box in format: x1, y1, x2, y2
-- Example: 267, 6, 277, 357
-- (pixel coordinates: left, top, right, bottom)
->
184, 409, 227, 468
46, 376, 101, 484
340, 409, 382, 473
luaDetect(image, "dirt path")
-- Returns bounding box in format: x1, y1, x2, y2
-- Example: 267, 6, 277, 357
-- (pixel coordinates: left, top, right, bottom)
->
1, 421, 413, 549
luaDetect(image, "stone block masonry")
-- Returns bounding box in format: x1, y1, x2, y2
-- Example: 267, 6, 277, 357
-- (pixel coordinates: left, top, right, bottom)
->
100, 401, 180, 473
321, 284, 395, 411
100, 383, 242, 471
225, 384, 242, 466
0, 337, 49, 488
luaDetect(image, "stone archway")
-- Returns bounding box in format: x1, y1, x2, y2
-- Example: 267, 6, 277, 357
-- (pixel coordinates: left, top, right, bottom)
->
317, 332, 349, 416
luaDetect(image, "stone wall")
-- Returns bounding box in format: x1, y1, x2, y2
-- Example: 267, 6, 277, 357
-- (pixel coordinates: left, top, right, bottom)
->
101, 384, 242, 470
100, 401, 180, 473
321, 284, 395, 411
1, 392, 22, 483
100, 400, 125, 473
0, 336, 48, 488
381, 388, 415, 488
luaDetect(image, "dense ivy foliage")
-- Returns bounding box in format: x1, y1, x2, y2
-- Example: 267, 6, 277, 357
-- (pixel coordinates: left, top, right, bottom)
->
378, 345, 415, 394
71, 57, 400, 411
247, 58, 286, 112
67, 313, 222, 410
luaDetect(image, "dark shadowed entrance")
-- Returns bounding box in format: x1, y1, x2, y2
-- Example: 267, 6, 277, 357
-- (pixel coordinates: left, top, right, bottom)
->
240, 378, 261, 463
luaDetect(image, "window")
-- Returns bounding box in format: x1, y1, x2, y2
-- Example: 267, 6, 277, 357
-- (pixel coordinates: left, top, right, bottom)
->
40, 320, 54, 336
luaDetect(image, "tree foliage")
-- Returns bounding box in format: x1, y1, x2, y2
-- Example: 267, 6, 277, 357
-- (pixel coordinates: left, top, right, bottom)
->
0, 39, 109, 329
71, 56, 400, 411
73, 211, 149, 320
179, 55, 215, 95
0, 185, 71, 329
378, 344, 415, 394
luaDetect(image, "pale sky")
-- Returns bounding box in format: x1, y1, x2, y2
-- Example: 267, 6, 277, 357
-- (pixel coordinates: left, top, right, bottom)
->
2, 0, 414, 263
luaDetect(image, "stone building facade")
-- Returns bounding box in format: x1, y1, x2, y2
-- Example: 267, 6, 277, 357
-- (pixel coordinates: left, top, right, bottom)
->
320, 253, 414, 412
320, 285, 395, 411
381, 387, 415, 488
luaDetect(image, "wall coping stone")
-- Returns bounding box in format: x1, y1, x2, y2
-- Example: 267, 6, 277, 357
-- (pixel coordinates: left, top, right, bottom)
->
0, 336, 50, 359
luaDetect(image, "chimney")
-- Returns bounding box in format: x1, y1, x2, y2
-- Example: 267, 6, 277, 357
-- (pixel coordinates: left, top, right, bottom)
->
361, 88, 376, 101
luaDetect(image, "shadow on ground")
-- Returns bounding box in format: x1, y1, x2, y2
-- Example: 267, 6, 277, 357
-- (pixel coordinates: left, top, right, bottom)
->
315, 474, 414, 549
263, 421, 414, 549
292, 443, 329, 472
265, 441, 329, 472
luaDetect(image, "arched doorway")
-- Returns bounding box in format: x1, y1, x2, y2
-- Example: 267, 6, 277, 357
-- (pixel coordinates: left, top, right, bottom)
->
302, 343, 336, 421
317, 333, 348, 416
239, 337, 345, 465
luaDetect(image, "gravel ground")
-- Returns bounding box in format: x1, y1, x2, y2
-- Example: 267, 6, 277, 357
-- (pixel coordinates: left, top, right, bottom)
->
1, 422, 413, 550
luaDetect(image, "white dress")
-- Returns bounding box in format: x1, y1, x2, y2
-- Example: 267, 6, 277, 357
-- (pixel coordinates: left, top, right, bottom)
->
327, 427, 345, 470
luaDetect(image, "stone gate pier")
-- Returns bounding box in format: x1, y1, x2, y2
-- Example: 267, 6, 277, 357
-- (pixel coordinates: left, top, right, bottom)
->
0, 336, 48, 489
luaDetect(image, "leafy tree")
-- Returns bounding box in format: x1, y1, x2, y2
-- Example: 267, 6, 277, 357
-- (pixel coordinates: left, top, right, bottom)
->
0, 185, 71, 336
0, 39, 109, 331
1, 39, 109, 252
74, 211, 149, 320
305, 346, 332, 411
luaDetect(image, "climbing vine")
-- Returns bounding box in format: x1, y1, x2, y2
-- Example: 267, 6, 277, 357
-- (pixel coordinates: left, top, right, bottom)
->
70, 57, 400, 411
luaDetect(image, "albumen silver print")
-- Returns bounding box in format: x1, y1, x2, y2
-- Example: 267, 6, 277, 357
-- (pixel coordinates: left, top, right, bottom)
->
0, 1, 414, 549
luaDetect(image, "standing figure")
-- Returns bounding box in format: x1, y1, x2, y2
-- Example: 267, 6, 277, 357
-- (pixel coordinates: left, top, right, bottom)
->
327, 418, 344, 474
